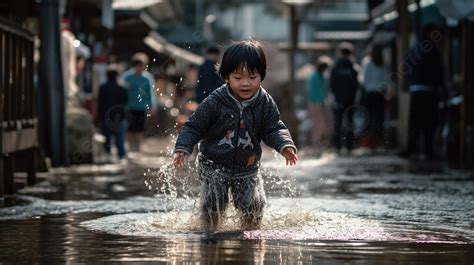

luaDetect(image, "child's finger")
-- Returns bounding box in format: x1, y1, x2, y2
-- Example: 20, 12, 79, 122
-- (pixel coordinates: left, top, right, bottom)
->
291, 156, 297, 165
174, 157, 184, 167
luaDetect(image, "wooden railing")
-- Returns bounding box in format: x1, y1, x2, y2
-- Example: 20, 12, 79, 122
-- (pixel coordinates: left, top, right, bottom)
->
1, 18, 37, 198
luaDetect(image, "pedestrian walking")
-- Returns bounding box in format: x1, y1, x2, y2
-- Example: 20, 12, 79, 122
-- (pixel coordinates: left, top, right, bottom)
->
308, 55, 332, 155
401, 24, 444, 160
97, 64, 128, 162
330, 42, 360, 154
121, 52, 157, 152
195, 46, 225, 104
173, 40, 298, 230
360, 45, 391, 152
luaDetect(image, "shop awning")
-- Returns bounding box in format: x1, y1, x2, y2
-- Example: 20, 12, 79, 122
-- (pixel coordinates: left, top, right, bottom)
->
314, 30, 370, 41
144, 31, 204, 65
436, 0, 474, 20
372, 0, 445, 29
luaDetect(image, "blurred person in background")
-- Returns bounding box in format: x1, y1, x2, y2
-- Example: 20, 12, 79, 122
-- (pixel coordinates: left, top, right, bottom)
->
121, 52, 157, 152
308, 55, 332, 156
360, 45, 392, 153
195, 46, 225, 103
330, 42, 360, 155
401, 24, 444, 160
97, 64, 128, 162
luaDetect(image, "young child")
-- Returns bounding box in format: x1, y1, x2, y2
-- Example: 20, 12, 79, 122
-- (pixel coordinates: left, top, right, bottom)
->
173, 40, 298, 230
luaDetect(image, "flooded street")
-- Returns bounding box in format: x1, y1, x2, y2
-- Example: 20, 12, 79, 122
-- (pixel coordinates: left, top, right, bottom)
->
1, 144, 473, 264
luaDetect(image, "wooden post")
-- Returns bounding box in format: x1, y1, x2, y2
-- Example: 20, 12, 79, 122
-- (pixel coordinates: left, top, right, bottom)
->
1, 29, 4, 198
3, 154, 15, 194
396, 0, 410, 151
26, 149, 36, 186
38, 0, 68, 167
283, 4, 299, 145
460, 20, 474, 167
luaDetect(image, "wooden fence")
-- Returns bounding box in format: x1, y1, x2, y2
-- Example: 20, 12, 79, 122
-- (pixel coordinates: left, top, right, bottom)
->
1, 18, 37, 198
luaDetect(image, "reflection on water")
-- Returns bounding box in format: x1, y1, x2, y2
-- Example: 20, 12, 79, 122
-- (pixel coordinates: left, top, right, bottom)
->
1, 154, 473, 263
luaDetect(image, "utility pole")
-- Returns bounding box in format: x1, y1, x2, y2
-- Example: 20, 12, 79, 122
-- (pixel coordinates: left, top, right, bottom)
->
396, 0, 409, 152
281, 0, 311, 145
284, 3, 299, 145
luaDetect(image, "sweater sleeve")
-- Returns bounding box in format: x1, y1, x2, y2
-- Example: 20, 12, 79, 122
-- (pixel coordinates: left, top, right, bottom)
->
261, 96, 296, 153
174, 96, 217, 154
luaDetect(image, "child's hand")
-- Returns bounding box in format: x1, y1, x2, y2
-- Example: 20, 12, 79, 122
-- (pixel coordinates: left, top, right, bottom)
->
282, 147, 298, 166
173, 151, 188, 167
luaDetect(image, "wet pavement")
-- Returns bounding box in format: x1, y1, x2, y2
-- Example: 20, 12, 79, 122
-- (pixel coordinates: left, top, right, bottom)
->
0, 137, 473, 264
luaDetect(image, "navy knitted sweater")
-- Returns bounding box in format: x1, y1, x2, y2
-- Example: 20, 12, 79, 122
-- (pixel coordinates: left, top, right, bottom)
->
174, 84, 295, 174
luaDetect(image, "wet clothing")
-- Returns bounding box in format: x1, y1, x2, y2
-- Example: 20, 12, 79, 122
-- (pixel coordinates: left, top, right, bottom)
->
175, 84, 294, 218
198, 158, 265, 218
195, 59, 225, 103
175, 84, 296, 175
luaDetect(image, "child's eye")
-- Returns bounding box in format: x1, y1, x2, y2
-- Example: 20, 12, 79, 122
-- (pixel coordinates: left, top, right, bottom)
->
250, 76, 257, 79
234, 77, 241, 80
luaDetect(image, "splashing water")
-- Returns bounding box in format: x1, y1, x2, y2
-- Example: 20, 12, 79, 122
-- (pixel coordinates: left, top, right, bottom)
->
80, 195, 394, 241
140, 147, 304, 233
2, 152, 472, 252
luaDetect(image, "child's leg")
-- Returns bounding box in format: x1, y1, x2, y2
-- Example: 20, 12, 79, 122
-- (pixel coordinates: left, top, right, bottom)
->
231, 173, 266, 230
199, 167, 229, 230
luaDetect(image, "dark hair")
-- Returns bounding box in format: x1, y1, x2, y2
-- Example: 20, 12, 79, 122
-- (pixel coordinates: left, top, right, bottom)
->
338, 42, 354, 57
218, 40, 267, 81
131, 52, 149, 66
316, 55, 332, 72
131, 60, 145, 67
106, 63, 120, 80
370, 45, 384, 66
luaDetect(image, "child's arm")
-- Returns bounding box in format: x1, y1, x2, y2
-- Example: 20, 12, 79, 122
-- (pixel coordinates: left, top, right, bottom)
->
282, 147, 298, 166
261, 96, 298, 165
173, 96, 217, 166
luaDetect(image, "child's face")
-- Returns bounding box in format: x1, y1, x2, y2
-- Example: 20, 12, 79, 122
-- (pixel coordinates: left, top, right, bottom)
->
226, 66, 261, 101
